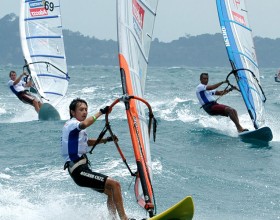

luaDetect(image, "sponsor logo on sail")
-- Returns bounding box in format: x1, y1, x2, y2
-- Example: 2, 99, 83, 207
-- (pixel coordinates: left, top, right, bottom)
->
221, 26, 230, 47
30, 7, 48, 17
29, 1, 44, 8
232, 11, 246, 26
233, 0, 240, 8
132, 0, 144, 42
132, 0, 144, 29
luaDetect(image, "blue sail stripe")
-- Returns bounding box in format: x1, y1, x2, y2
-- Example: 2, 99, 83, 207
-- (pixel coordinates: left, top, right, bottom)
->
25, 0, 45, 2
26, 36, 62, 39
31, 54, 65, 59
37, 74, 69, 81
232, 51, 258, 68
223, 19, 252, 32
25, 15, 58, 21
44, 92, 64, 97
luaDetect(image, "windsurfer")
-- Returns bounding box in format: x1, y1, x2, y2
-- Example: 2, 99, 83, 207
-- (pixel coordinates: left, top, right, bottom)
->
275, 69, 280, 78
61, 98, 131, 220
196, 72, 248, 133
7, 70, 41, 112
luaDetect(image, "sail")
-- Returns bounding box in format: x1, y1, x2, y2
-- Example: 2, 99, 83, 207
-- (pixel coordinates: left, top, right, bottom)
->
216, 0, 266, 129
19, 0, 69, 107
117, 0, 158, 216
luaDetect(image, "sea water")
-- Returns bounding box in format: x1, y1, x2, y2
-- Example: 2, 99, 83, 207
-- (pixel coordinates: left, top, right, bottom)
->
0, 65, 279, 220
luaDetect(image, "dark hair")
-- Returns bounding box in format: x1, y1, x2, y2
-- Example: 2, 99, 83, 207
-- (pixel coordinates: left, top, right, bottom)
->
9, 70, 16, 77
69, 98, 88, 118
200, 72, 208, 80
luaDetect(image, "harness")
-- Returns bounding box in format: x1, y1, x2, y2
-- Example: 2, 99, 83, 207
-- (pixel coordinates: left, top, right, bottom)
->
64, 154, 89, 173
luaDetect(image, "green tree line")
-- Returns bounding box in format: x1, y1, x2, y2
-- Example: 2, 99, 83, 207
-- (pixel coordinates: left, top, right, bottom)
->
1, 14, 280, 68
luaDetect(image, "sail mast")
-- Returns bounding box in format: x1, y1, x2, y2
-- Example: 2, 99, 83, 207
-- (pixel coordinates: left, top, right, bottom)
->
117, 0, 158, 217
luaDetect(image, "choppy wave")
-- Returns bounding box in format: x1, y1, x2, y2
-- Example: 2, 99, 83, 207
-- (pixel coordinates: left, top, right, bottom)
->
1, 65, 280, 220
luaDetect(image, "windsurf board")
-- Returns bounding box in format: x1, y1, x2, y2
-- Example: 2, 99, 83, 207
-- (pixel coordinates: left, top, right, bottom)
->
239, 126, 273, 142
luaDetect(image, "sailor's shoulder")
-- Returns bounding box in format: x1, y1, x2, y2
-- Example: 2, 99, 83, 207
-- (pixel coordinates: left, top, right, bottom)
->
196, 83, 206, 91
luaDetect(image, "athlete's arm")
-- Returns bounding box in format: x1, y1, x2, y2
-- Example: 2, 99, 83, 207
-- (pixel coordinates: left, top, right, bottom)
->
25, 80, 33, 88
88, 135, 117, 146
206, 80, 227, 90
215, 89, 231, 96
79, 111, 103, 130
87, 138, 107, 146
13, 72, 26, 85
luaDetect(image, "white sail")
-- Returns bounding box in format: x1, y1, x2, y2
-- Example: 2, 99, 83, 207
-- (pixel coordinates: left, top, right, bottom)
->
216, 0, 267, 129
20, 0, 69, 107
117, 0, 158, 216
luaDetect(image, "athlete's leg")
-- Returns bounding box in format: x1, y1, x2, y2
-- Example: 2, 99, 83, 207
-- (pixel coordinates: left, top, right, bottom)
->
104, 178, 128, 220
33, 100, 40, 113
69, 165, 126, 219
225, 107, 244, 132
104, 186, 117, 219
20, 93, 41, 113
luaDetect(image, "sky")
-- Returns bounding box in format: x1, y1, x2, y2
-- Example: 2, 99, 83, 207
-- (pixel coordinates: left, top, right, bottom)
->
1, 0, 280, 42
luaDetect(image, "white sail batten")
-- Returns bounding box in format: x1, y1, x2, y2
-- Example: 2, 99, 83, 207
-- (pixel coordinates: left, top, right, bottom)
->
20, 0, 68, 107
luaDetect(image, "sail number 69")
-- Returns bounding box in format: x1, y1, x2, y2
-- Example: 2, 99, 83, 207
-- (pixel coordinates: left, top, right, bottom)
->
44, 1, 54, 11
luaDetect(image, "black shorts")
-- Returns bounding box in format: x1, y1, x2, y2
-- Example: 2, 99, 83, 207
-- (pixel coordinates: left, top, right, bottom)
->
69, 164, 108, 193
18, 91, 35, 105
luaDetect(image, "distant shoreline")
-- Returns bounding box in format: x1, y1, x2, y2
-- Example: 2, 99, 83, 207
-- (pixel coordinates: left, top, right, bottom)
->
1, 13, 280, 68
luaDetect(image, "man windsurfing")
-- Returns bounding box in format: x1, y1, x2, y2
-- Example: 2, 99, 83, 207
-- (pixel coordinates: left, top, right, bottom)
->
196, 72, 248, 133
